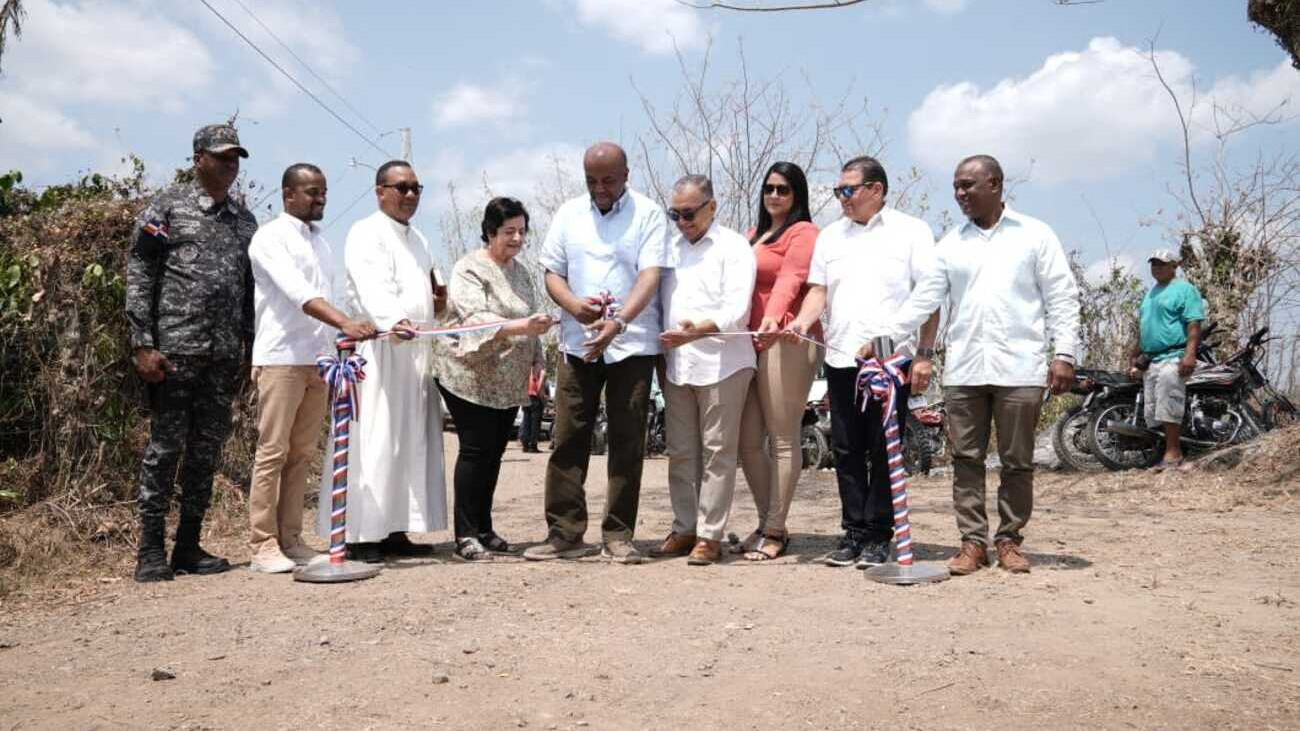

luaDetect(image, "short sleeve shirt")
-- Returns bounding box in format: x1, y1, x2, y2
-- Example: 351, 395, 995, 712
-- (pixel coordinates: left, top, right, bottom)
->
1140, 278, 1205, 362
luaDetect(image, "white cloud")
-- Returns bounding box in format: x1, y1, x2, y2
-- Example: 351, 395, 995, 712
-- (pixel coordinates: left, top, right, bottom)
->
4, 0, 215, 111
0, 90, 99, 174
432, 83, 524, 129
1085, 253, 1138, 284
427, 143, 585, 207
923, 0, 972, 14
906, 37, 1300, 184
570, 0, 708, 55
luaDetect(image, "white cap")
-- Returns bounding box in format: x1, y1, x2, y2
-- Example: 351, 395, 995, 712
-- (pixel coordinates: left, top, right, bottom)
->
1148, 248, 1179, 264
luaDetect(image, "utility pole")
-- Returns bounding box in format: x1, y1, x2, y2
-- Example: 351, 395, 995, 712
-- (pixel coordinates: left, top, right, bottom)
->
400, 127, 412, 161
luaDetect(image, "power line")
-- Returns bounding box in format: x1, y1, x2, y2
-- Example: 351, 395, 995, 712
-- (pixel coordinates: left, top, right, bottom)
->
226, 0, 385, 137
196, 0, 393, 159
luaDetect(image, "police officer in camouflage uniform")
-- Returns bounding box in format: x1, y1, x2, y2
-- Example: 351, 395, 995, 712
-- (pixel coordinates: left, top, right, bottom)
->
126, 124, 258, 582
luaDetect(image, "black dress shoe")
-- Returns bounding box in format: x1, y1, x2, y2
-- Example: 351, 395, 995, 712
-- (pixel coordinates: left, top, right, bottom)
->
378, 532, 434, 557
346, 542, 383, 563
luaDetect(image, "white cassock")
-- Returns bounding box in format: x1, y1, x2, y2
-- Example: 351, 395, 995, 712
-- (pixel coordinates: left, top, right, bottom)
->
318, 209, 448, 543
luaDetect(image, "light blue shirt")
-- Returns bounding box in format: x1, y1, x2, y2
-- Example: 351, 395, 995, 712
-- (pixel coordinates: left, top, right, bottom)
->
539, 188, 670, 363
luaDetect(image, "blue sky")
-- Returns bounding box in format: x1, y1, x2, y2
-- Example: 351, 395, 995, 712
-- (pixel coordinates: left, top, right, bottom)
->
2, 0, 1296, 279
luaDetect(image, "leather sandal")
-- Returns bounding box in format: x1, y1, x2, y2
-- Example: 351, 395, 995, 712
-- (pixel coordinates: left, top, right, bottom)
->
744, 535, 788, 562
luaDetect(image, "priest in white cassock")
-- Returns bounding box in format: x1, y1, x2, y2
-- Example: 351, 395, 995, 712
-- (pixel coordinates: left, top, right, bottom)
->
318, 159, 447, 563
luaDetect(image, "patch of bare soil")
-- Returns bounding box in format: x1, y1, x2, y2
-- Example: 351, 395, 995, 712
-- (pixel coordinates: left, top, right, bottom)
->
2, 432, 1298, 730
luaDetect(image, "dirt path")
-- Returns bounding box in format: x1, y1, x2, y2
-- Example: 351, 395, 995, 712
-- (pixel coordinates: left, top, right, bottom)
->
2, 437, 1298, 730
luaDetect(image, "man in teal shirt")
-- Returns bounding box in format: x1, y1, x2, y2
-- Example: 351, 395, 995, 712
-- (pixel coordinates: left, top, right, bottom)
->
1129, 248, 1204, 469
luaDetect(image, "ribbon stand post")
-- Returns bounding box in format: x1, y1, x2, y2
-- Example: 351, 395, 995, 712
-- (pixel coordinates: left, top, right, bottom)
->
858, 341, 949, 586
294, 335, 381, 584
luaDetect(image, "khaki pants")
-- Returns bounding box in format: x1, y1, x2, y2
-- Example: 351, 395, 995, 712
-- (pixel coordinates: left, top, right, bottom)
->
737, 339, 822, 536
249, 366, 329, 551
663, 368, 754, 542
944, 385, 1043, 547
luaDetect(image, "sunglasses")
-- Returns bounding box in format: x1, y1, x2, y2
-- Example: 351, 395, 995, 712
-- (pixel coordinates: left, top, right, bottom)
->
762, 183, 792, 197
667, 199, 713, 223
833, 182, 873, 200
381, 182, 424, 196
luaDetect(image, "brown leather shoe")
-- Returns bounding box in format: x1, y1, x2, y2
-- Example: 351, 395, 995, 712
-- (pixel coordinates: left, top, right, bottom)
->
648, 532, 697, 558
686, 539, 722, 565
995, 540, 1030, 573
947, 541, 988, 575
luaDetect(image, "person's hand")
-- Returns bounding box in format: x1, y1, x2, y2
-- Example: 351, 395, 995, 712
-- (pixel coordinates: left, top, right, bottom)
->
1128, 365, 1142, 380
782, 321, 808, 344
134, 348, 175, 383
1048, 358, 1075, 395
391, 318, 418, 341
659, 320, 698, 350
1178, 353, 1197, 378
524, 313, 556, 336
910, 357, 933, 391
340, 318, 377, 340
573, 300, 604, 326
582, 319, 620, 361
755, 317, 781, 348
855, 341, 876, 362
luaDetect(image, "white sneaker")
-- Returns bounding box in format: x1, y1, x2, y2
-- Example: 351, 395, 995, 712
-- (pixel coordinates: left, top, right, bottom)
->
249, 544, 296, 574
280, 539, 323, 565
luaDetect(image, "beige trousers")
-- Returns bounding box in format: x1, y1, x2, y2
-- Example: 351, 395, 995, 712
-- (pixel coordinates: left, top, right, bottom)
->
249, 365, 329, 551
737, 339, 822, 536
663, 368, 754, 542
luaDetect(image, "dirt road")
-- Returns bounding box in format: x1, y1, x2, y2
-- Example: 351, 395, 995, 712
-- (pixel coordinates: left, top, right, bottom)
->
2, 437, 1298, 730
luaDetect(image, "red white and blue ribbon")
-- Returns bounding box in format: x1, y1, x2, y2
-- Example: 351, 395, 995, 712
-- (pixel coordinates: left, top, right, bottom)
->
316, 335, 366, 563
856, 353, 915, 566
585, 290, 620, 320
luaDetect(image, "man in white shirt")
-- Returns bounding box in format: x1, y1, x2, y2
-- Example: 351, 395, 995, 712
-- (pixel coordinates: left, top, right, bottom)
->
786, 156, 940, 569
523, 142, 669, 565
247, 164, 376, 573
323, 160, 448, 564
650, 175, 757, 565
878, 154, 1080, 575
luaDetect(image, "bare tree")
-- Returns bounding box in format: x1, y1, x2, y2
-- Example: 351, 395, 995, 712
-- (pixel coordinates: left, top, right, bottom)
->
631, 36, 930, 233
1147, 42, 1300, 385
0, 0, 25, 75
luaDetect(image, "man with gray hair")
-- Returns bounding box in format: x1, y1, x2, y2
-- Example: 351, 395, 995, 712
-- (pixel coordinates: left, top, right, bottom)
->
651, 174, 757, 565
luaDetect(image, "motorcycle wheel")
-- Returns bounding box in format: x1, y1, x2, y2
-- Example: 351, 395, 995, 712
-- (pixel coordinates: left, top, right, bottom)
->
800, 424, 829, 470
903, 415, 934, 477
1052, 405, 1105, 473
1086, 402, 1161, 471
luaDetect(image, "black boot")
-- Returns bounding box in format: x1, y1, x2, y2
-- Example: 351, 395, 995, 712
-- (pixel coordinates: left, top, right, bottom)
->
134, 516, 174, 582
170, 516, 231, 575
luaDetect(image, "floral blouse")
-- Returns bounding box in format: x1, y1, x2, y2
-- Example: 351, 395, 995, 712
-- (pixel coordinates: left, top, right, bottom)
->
433, 248, 544, 409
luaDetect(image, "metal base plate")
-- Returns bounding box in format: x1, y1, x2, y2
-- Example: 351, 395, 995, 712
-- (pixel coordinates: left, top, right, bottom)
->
293, 559, 381, 584
865, 562, 950, 586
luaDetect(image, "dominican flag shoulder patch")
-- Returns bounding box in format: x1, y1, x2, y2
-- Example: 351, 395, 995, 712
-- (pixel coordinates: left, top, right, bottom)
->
142, 218, 170, 240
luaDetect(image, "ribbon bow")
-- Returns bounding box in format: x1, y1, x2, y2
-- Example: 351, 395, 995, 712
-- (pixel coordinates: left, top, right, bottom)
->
316, 336, 367, 423
856, 353, 911, 424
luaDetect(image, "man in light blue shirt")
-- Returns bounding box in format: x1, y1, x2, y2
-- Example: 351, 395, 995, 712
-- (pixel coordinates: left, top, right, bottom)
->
523, 142, 669, 564
1129, 248, 1204, 470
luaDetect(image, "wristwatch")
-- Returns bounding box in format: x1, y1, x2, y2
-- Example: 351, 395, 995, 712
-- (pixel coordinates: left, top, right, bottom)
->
612, 315, 629, 333
915, 346, 936, 359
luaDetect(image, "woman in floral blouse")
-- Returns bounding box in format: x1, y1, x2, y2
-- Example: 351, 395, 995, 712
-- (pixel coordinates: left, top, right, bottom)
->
434, 197, 554, 561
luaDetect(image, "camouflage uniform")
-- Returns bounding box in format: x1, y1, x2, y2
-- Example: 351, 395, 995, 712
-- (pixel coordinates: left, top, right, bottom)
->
126, 177, 257, 524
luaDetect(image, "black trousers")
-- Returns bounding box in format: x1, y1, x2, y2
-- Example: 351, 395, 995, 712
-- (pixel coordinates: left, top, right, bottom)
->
825, 364, 909, 544
438, 383, 519, 540
520, 395, 544, 447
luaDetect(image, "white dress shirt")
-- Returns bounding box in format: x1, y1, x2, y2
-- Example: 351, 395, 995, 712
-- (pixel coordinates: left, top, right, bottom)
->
249, 212, 338, 366
661, 222, 757, 387
888, 207, 1081, 387
539, 188, 670, 363
806, 207, 937, 369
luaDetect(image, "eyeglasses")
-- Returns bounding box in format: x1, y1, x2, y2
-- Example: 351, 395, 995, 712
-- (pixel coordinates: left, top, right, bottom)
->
381, 182, 424, 196
762, 183, 792, 197
667, 199, 713, 223
832, 183, 872, 200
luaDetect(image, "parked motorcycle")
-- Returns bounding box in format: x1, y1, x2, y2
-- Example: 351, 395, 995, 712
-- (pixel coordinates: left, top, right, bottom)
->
903, 396, 946, 477
1087, 326, 1296, 470
645, 388, 667, 457
800, 397, 832, 470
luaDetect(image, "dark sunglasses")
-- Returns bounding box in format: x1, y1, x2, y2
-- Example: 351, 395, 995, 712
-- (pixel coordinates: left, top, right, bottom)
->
381, 182, 424, 196
667, 199, 713, 223
833, 182, 873, 200
762, 183, 792, 197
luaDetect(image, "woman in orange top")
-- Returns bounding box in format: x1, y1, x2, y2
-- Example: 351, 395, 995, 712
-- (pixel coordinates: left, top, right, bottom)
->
737, 161, 823, 561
